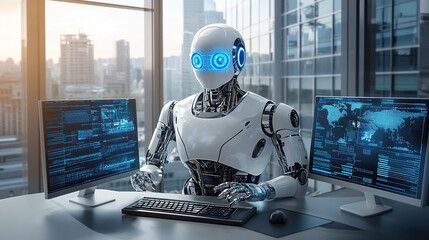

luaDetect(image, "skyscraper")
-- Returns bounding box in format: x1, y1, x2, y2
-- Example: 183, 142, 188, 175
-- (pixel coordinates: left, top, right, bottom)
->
59, 33, 95, 98
116, 39, 131, 95
181, 0, 225, 97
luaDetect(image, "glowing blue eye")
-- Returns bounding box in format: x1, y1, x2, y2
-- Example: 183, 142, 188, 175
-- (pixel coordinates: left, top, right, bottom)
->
211, 52, 229, 70
237, 47, 246, 69
191, 53, 203, 70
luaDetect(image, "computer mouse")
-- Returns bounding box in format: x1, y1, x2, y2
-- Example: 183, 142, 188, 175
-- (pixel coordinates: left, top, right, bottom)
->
269, 209, 288, 224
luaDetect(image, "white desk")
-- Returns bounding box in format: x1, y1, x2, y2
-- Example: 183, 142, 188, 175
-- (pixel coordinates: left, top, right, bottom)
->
0, 189, 427, 240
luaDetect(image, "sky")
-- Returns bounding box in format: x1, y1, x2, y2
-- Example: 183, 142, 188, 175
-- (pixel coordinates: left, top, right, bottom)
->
0, 0, 225, 63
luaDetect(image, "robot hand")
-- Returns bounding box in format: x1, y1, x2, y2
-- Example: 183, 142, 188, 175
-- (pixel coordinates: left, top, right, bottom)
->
130, 164, 163, 192
214, 182, 275, 206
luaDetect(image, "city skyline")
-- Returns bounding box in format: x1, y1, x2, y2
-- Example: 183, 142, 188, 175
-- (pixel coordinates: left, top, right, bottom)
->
0, 0, 225, 62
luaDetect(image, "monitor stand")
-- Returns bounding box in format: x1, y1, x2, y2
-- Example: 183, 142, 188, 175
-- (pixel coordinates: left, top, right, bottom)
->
69, 187, 115, 207
340, 192, 392, 217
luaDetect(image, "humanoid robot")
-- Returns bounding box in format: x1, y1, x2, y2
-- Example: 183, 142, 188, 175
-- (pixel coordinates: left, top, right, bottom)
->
131, 24, 308, 205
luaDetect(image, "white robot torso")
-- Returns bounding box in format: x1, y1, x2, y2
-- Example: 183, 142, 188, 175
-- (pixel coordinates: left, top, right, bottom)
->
131, 23, 308, 202
173, 92, 273, 176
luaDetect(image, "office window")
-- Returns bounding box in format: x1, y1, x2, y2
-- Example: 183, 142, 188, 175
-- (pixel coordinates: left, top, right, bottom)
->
45, 0, 147, 191
333, 56, 341, 74
393, 74, 418, 97
285, 78, 299, 110
284, 0, 297, 12
301, 22, 315, 57
285, 61, 299, 76
392, 48, 418, 71
300, 77, 314, 119
282, 0, 340, 131
316, 16, 333, 55
284, 27, 299, 59
316, 77, 332, 96
284, 11, 298, 26
333, 76, 341, 95
393, 0, 418, 46
316, 0, 333, 17
301, 59, 314, 75
316, 57, 332, 75
333, 13, 341, 53
365, 0, 423, 97
0, 0, 27, 199
301, 5, 315, 22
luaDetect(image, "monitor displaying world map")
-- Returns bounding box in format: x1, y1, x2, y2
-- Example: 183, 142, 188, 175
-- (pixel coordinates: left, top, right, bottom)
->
310, 97, 429, 199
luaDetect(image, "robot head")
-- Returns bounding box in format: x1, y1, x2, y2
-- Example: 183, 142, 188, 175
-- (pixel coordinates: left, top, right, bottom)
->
190, 24, 246, 89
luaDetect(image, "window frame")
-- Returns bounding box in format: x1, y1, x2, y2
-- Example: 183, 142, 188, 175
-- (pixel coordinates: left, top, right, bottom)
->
22, 0, 162, 193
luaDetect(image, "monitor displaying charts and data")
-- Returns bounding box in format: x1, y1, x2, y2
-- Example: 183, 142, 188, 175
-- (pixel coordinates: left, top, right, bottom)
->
39, 99, 140, 207
309, 96, 429, 217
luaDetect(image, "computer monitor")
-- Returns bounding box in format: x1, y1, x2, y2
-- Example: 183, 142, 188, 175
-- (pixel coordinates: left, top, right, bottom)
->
309, 96, 429, 217
39, 99, 140, 207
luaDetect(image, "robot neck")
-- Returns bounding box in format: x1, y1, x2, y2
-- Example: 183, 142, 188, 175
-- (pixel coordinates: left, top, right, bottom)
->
193, 78, 247, 117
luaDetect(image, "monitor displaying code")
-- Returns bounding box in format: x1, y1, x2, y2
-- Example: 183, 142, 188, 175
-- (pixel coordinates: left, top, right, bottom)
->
42, 99, 140, 193
310, 97, 429, 199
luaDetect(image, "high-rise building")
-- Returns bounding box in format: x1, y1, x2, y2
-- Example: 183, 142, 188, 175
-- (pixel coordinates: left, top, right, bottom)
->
59, 33, 95, 98
164, 56, 182, 102
0, 59, 23, 138
0, 58, 26, 199
181, 0, 225, 97
116, 39, 131, 95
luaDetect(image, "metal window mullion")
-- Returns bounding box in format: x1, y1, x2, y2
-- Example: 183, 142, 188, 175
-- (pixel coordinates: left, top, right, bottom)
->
390, 1, 394, 96
144, 0, 162, 149
23, 0, 46, 193
273, 0, 283, 103
144, 0, 163, 191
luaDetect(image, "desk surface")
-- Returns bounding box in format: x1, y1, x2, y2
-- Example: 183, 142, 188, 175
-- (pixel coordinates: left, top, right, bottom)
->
0, 189, 428, 240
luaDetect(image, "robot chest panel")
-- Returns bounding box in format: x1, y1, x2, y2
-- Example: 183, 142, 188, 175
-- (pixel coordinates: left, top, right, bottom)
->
173, 93, 273, 176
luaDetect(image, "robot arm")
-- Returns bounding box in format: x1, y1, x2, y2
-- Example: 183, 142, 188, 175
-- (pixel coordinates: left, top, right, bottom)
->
215, 102, 308, 205
130, 101, 176, 191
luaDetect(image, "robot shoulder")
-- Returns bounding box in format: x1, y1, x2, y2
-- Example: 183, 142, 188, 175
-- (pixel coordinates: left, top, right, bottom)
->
158, 100, 177, 127
245, 91, 271, 103
262, 102, 300, 136
272, 103, 300, 131
172, 94, 199, 113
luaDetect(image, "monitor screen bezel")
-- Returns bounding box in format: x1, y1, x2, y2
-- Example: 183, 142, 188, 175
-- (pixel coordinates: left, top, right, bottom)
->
39, 98, 141, 199
308, 96, 429, 208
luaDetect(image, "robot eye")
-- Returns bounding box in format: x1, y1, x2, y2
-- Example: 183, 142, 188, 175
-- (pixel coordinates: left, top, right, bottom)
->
191, 53, 203, 70
210, 52, 230, 70
237, 47, 246, 69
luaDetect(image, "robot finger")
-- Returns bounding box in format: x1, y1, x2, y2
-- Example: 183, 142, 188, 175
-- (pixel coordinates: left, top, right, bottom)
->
226, 187, 247, 201
214, 182, 238, 193
143, 174, 156, 190
217, 185, 241, 199
130, 175, 147, 192
229, 195, 247, 206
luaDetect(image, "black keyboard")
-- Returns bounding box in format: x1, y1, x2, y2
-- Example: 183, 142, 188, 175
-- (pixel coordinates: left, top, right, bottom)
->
122, 197, 256, 226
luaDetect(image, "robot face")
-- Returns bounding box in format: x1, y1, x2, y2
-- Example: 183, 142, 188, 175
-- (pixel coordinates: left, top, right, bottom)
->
190, 24, 246, 90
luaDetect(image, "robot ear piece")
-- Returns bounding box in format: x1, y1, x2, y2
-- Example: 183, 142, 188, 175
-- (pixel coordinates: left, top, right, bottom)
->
233, 38, 246, 72
236, 46, 246, 70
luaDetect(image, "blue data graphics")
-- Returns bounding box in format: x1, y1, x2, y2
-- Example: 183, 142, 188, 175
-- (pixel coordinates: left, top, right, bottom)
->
312, 98, 428, 198
43, 99, 139, 192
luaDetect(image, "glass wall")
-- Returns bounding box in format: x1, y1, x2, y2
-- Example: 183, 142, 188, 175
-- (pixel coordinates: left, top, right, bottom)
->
229, 0, 275, 99
365, 0, 422, 97
282, 0, 342, 133
45, 0, 147, 191
0, 0, 28, 199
